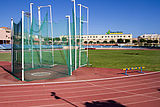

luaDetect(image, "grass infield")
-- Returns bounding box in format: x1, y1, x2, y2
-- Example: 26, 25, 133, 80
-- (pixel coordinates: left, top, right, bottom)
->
88, 50, 160, 71
0, 49, 160, 71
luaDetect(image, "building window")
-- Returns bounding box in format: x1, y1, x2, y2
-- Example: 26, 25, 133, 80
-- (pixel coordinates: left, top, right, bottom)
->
108, 36, 110, 38
123, 36, 125, 37
93, 36, 95, 38
128, 36, 130, 38
96, 36, 98, 38
90, 36, 92, 38
102, 36, 103, 38
117, 36, 119, 37
120, 36, 122, 37
114, 36, 116, 38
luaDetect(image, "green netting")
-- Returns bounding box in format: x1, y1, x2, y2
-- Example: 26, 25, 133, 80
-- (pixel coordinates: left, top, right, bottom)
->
12, 20, 22, 80
12, 8, 89, 81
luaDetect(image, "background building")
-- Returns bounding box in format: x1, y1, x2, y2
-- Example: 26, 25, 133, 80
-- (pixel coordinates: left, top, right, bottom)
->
0, 27, 11, 44
82, 34, 132, 44
138, 34, 160, 46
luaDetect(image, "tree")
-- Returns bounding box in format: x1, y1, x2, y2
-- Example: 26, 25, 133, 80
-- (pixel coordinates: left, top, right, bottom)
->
132, 40, 137, 43
103, 41, 107, 44
139, 38, 146, 46
89, 41, 93, 44
110, 40, 115, 43
147, 40, 152, 43
97, 41, 100, 44
153, 40, 158, 43
77, 39, 80, 43
117, 39, 123, 43
125, 39, 130, 43
62, 37, 67, 42
140, 38, 146, 43
84, 41, 87, 44
55, 37, 60, 41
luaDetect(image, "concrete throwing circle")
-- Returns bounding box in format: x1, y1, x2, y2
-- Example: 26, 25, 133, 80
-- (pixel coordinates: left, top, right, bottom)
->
31, 72, 51, 76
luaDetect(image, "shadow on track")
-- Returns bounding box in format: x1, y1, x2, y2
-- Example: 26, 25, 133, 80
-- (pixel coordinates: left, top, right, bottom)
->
51, 92, 78, 107
84, 100, 126, 107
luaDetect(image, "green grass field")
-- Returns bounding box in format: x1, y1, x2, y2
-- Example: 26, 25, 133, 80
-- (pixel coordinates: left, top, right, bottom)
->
88, 50, 160, 71
0, 49, 160, 71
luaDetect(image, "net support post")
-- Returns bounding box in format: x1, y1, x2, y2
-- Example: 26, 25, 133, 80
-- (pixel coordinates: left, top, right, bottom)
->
38, 6, 42, 65
66, 15, 72, 75
72, 0, 77, 70
78, 4, 82, 67
22, 11, 25, 81
30, 3, 34, 68
11, 18, 13, 72
86, 7, 89, 65
49, 5, 55, 66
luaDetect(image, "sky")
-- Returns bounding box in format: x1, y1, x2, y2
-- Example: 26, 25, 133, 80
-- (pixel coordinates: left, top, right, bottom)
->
0, 0, 160, 37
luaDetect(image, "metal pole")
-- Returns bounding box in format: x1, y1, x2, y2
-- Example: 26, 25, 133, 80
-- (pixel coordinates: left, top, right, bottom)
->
27, 16, 30, 45
66, 15, 72, 75
11, 18, 13, 72
78, 4, 82, 67
49, 5, 54, 66
72, 0, 77, 70
38, 7, 42, 65
87, 7, 89, 65
30, 3, 34, 68
22, 11, 25, 81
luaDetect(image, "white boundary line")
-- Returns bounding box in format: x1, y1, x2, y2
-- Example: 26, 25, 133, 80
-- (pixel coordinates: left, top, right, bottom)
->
0, 71, 159, 87
0, 75, 160, 90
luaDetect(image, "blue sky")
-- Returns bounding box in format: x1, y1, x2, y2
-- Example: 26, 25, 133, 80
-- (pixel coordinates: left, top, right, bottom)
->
0, 0, 160, 37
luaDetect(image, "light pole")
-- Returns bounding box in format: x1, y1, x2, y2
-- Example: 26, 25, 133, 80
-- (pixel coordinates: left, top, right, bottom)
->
71, 0, 77, 70
66, 15, 72, 75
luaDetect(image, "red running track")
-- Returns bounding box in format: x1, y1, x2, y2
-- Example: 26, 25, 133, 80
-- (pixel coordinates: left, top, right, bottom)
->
0, 72, 160, 107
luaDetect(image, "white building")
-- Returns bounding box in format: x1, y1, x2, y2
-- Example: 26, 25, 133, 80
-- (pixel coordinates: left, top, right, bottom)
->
139, 34, 160, 41
82, 34, 132, 44
138, 34, 160, 46
60, 33, 133, 44
0, 27, 11, 44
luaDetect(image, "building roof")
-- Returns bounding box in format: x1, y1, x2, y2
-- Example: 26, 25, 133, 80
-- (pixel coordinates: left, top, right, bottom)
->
0, 27, 10, 30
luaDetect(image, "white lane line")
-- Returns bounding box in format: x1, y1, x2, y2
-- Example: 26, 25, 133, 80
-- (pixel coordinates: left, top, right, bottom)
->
0, 72, 159, 87
0, 74, 159, 91
0, 77, 159, 95
0, 85, 159, 104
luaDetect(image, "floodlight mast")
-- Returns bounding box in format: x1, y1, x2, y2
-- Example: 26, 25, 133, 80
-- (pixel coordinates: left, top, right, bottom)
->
66, 15, 72, 75
72, 0, 77, 70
